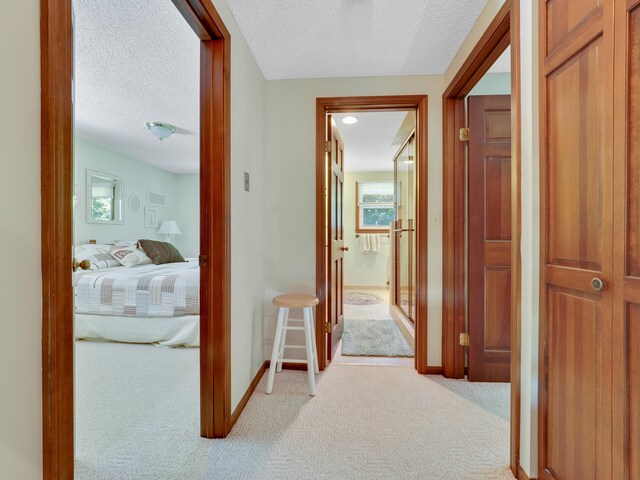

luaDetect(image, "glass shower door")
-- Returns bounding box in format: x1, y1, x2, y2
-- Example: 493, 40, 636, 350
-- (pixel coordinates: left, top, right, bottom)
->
394, 133, 416, 323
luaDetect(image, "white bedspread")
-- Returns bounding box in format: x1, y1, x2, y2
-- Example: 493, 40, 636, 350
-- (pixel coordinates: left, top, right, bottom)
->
74, 261, 199, 318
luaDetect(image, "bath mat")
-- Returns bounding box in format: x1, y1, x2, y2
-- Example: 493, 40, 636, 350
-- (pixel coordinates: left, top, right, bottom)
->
344, 291, 383, 305
341, 319, 414, 357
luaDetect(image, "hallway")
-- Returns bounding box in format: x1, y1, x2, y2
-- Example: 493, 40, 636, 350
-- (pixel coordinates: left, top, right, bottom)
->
75, 341, 511, 480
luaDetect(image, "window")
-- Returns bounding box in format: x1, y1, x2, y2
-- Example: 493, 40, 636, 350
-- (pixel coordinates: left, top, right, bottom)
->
356, 181, 395, 232
86, 170, 124, 224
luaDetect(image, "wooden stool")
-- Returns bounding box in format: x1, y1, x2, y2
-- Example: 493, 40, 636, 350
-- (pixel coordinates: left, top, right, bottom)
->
266, 293, 320, 396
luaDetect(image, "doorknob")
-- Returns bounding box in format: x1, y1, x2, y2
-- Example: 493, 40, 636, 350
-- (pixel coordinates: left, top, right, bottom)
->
591, 277, 605, 291
340, 246, 349, 251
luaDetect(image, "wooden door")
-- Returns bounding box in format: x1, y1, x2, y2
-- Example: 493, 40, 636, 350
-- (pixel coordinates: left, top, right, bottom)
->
467, 95, 512, 382
539, 1, 615, 478
613, 0, 640, 478
327, 115, 345, 360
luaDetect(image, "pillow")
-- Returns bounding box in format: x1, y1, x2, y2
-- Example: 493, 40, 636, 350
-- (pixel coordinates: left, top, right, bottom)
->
75, 244, 121, 270
138, 239, 186, 265
108, 244, 152, 267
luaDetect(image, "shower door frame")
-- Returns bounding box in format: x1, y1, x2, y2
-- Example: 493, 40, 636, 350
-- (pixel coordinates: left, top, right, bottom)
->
392, 130, 417, 325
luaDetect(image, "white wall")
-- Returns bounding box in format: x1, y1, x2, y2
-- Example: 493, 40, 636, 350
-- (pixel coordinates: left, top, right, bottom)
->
74, 139, 200, 258
74, 139, 177, 244
174, 174, 200, 259
343, 171, 393, 288
210, 0, 267, 411
519, 0, 540, 476
468, 72, 512, 96
265, 75, 445, 367
0, 1, 42, 478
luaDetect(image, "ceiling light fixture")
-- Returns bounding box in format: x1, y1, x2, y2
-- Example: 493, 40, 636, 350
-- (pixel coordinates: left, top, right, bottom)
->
145, 121, 176, 141
342, 116, 358, 125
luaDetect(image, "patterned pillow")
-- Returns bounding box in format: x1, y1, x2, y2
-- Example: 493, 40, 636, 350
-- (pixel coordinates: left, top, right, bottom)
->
138, 239, 186, 265
108, 244, 152, 267
75, 244, 121, 270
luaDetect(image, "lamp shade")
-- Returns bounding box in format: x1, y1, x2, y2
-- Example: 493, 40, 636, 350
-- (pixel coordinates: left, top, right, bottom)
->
157, 220, 182, 235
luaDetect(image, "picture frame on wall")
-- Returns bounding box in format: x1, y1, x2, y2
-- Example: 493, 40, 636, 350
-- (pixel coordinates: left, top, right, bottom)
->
147, 190, 167, 207
144, 207, 158, 228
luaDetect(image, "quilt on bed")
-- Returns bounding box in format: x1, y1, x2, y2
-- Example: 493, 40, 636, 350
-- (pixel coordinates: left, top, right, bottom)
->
74, 261, 199, 317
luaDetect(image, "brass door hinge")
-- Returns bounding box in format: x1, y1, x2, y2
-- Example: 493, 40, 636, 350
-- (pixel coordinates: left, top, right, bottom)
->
199, 255, 207, 267
325, 141, 332, 153
325, 322, 332, 334
459, 332, 470, 347
459, 127, 470, 142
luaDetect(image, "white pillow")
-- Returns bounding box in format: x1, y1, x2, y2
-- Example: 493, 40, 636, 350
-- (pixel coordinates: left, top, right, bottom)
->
108, 244, 152, 267
75, 244, 121, 270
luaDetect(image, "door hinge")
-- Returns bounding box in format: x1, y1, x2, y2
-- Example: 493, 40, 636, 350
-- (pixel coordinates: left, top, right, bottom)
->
199, 255, 207, 267
459, 127, 470, 142
459, 332, 470, 347
325, 322, 332, 334
325, 140, 332, 153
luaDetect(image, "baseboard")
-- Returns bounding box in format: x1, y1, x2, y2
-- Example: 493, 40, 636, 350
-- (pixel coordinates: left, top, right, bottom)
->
265, 360, 309, 371
517, 465, 535, 480
425, 366, 443, 375
230, 361, 267, 429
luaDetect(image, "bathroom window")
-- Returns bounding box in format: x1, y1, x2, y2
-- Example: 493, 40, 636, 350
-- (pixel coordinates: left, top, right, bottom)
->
356, 181, 394, 233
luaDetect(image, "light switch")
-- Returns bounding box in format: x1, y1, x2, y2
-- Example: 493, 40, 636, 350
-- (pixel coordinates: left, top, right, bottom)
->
244, 172, 250, 192
431, 213, 441, 228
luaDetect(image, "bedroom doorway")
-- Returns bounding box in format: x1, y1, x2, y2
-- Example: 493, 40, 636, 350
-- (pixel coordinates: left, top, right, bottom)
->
72, 1, 205, 475
315, 96, 429, 373
41, 0, 231, 477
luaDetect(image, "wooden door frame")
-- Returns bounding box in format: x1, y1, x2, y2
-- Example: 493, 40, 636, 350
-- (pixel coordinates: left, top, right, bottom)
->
441, 0, 521, 475
41, 1, 231, 478
316, 95, 429, 373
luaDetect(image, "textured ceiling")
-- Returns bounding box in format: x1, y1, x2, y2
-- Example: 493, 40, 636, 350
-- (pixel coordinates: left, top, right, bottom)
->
226, 0, 490, 79
73, 0, 200, 173
334, 112, 411, 173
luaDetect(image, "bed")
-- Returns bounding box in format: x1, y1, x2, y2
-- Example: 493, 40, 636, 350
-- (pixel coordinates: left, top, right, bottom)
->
74, 259, 200, 347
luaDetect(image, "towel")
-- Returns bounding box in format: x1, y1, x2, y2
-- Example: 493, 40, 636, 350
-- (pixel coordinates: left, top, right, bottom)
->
360, 234, 380, 254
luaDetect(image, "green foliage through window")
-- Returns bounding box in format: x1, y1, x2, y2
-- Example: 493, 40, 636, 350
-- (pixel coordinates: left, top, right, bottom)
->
92, 197, 113, 221
358, 181, 395, 230
363, 207, 394, 227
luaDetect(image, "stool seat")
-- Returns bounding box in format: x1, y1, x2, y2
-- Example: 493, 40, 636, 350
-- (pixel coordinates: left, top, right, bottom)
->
273, 293, 319, 308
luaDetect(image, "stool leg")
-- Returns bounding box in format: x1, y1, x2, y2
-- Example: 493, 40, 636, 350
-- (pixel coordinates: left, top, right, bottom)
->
266, 307, 285, 394
307, 307, 319, 375
276, 307, 289, 372
303, 307, 317, 396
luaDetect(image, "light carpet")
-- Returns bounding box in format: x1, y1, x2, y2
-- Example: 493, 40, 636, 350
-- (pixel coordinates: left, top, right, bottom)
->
342, 318, 414, 357
75, 341, 513, 480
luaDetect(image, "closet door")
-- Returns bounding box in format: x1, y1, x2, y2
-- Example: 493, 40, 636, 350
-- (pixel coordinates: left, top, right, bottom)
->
613, 1, 640, 478
539, 1, 615, 479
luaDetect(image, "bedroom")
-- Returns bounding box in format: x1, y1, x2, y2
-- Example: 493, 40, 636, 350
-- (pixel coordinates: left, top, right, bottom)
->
71, 0, 202, 474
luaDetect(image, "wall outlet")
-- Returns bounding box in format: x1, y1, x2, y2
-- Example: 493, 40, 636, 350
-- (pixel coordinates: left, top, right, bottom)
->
431, 213, 441, 228
244, 172, 250, 192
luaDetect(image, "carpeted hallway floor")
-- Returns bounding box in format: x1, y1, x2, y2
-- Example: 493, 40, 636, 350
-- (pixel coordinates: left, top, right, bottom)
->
75, 341, 513, 480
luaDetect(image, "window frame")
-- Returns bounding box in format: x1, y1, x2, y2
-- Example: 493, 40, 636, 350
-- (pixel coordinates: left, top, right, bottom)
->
355, 181, 394, 234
